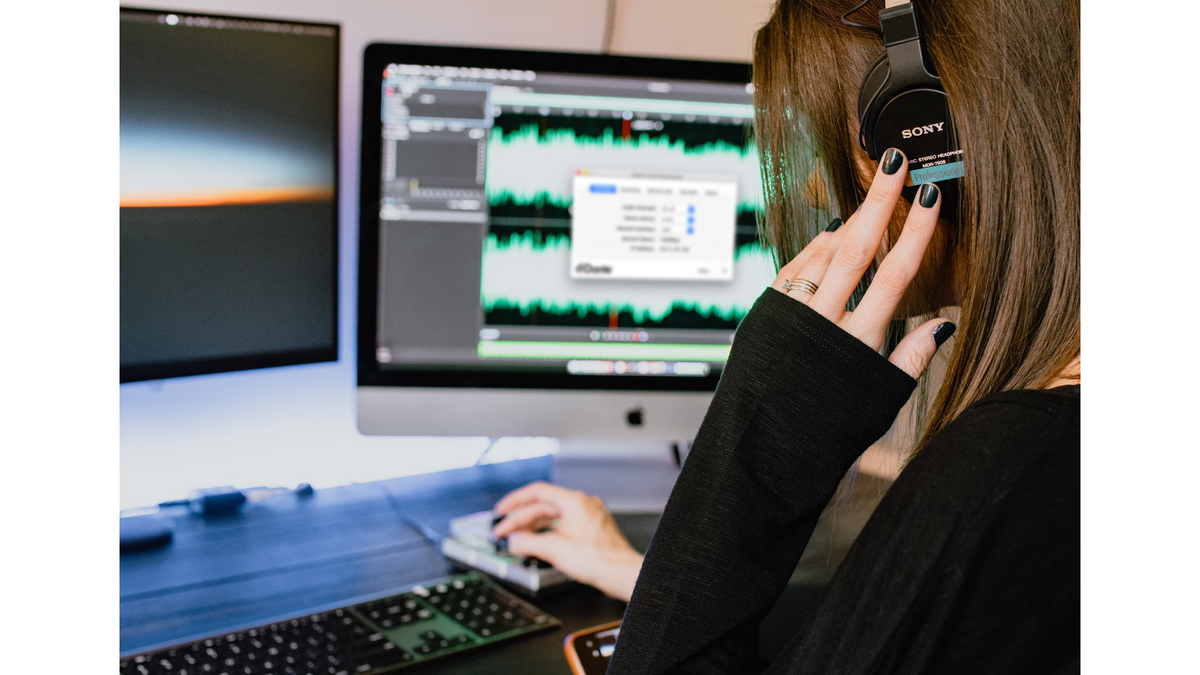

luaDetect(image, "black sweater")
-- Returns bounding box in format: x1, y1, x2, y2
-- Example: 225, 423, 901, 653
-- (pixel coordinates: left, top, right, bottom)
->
607, 288, 1080, 674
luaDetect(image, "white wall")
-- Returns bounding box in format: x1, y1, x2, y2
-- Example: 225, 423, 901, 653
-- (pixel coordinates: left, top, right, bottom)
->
610, 0, 775, 60
120, 0, 775, 510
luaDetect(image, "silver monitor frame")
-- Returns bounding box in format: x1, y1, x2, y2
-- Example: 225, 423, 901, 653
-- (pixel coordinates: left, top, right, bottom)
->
358, 387, 711, 442
357, 44, 752, 446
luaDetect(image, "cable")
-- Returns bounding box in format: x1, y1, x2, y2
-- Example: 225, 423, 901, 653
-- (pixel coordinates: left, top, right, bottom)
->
600, 0, 618, 54
389, 493, 444, 546
841, 0, 883, 37
403, 517, 445, 547
473, 437, 501, 467
363, 481, 445, 546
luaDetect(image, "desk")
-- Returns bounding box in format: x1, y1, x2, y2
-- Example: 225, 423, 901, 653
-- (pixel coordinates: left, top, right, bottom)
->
120, 456, 666, 673
120, 454, 888, 670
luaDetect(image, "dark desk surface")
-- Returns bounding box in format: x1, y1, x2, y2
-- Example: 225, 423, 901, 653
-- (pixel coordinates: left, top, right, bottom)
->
121, 453, 888, 670
120, 456, 664, 673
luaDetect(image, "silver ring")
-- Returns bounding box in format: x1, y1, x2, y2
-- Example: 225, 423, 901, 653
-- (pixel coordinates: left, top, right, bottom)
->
783, 278, 819, 295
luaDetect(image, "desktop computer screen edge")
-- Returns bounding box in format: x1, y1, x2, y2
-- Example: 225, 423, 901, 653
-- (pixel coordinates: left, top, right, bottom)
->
357, 43, 761, 443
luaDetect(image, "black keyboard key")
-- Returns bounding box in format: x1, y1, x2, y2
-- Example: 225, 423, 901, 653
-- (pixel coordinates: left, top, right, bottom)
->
351, 644, 409, 670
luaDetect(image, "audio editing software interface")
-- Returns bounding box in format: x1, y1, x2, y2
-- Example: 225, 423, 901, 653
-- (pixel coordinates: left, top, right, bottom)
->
374, 63, 774, 378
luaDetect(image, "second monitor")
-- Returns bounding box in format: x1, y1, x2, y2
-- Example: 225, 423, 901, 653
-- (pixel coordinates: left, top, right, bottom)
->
358, 44, 771, 441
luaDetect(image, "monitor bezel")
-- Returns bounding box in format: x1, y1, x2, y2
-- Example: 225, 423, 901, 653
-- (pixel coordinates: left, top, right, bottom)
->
119, 7, 341, 384
358, 42, 754, 392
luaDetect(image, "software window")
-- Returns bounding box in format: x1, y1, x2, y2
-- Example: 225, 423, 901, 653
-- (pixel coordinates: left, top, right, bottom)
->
570, 169, 737, 281
373, 62, 773, 373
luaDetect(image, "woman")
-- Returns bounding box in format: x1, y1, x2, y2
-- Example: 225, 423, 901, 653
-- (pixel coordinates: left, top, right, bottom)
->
497, 0, 1080, 671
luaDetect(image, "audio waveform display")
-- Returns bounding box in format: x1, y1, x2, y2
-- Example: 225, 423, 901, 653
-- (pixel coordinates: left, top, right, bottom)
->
480, 232, 776, 329
485, 117, 762, 225
492, 112, 753, 153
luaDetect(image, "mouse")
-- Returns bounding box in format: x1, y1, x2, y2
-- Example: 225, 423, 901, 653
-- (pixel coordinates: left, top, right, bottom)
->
120, 514, 176, 553
521, 556, 553, 569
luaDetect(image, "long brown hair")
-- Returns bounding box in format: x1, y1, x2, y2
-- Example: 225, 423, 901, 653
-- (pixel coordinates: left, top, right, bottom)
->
752, 0, 1080, 448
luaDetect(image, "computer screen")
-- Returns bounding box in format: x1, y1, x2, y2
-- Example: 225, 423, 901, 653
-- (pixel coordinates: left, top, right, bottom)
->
120, 8, 339, 383
359, 44, 771, 395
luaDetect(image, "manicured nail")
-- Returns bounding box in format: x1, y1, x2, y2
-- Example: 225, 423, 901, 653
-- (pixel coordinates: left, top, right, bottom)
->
918, 182, 940, 208
881, 148, 904, 175
933, 321, 956, 347
825, 217, 843, 233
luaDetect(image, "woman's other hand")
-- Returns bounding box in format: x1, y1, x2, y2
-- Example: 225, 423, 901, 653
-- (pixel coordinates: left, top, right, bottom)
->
770, 148, 955, 380
492, 481, 643, 602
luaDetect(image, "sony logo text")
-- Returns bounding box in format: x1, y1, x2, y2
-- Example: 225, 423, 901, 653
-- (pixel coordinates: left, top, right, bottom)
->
901, 122, 945, 139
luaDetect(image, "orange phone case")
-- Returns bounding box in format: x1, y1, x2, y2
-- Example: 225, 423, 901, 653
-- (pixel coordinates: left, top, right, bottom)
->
563, 620, 623, 675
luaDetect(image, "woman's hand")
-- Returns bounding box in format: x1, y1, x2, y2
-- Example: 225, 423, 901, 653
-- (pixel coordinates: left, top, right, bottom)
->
492, 481, 643, 602
770, 148, 954, 379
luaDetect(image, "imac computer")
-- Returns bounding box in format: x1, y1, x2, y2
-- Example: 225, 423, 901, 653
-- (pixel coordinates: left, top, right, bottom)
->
357, 44, 772, 444
120, 8, 340, 383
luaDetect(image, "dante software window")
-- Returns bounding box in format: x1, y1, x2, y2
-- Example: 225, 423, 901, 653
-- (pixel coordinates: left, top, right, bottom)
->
374, 64, 775, 378
570, 169, 738, 281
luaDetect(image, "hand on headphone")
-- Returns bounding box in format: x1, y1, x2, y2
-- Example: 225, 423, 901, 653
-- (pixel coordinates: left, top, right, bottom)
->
770, 147, 955, 381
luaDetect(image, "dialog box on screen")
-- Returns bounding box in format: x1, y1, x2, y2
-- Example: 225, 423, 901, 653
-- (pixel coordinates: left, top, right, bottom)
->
570, 170, 738, 281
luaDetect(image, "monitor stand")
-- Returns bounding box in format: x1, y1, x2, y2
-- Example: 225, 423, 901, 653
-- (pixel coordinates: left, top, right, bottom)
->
552, 439, 685, 513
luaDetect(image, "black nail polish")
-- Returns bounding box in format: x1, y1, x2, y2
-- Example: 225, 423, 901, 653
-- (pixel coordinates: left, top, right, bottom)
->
824, 217, 843, 233
881, 148, 903, 175
918, 182, 940, 208
933, 321, 957, 347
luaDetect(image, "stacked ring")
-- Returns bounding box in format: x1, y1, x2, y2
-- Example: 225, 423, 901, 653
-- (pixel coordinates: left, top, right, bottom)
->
783, 278, 819, 295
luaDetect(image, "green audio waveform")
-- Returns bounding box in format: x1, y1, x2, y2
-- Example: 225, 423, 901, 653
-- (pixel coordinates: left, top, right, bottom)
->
484, 230, 766, 257
485, 297, 746, 323
485, 124, 763, 213
480, 231, 772, 323
488, 189, 571, 210
487, 190, 759, 222
487, 230, 572, 251
491, 123, 756, 154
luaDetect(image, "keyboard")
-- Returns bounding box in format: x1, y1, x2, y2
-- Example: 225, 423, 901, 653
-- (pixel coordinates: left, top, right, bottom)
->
120, 571, 560, 675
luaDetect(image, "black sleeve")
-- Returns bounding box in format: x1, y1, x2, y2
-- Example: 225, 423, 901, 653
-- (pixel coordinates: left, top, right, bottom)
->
607, 288, 917, 675
757, 391, 1081, 675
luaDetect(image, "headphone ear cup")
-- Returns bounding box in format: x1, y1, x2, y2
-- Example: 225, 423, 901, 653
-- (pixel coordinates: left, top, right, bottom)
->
857, 50, 890, 157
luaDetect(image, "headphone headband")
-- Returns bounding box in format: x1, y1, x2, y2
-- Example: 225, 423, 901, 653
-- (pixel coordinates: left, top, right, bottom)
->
856, 0, 962, 220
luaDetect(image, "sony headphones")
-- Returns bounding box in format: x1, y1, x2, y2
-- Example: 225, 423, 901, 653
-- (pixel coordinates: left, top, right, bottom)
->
854, 0, 960, 220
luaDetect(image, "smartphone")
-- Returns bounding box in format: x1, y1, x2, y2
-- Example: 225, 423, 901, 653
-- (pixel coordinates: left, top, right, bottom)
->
564, 620, 621, 675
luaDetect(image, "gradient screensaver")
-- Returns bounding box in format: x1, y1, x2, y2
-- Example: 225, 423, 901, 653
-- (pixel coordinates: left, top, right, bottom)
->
120, 10, 338, 379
